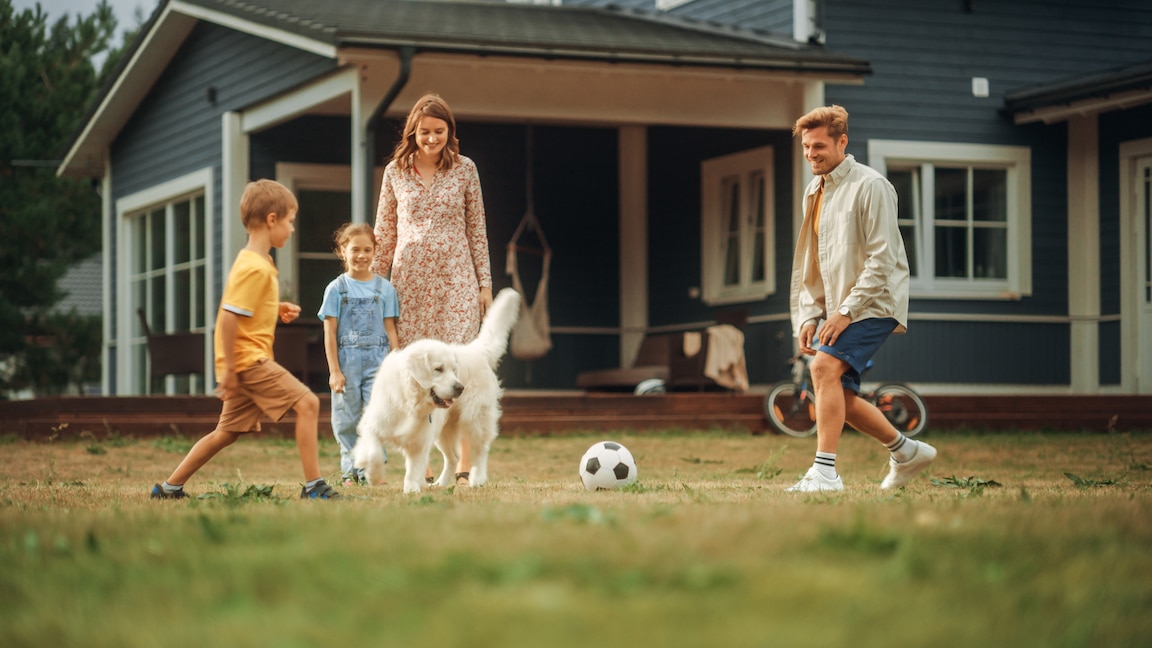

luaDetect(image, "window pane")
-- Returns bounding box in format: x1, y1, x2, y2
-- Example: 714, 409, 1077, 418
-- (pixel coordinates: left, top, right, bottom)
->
889, 169, 918, 279
298, 190, 351, 254
899, 224, 918, 279
972, 169, 1007, 222
721, 176, 740, 286
133, 343, 148, 394
173, 200, 191, 264
935, 168, 967, 222
133, 214, 147, 274
194, 266, 206, 329
150, 276, 166, 331
973, 227, 1007, 279
935, 225, 968, 278
751, 172, 766, 283
193, 195, 206, 259
173, 269, 191, 330
149, 208, 166, 271
299, 258, 342, 317
132, 280, 147, 336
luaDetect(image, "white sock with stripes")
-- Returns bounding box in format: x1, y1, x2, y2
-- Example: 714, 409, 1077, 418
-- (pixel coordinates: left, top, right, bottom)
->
886, 434, 918, 463
812, 452, 837, 479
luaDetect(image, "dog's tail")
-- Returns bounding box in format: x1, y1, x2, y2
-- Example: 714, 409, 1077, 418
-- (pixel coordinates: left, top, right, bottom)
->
471, 287, 521, 369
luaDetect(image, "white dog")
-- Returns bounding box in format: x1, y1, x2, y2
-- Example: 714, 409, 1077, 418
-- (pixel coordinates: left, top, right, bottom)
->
353, 288, 521, 493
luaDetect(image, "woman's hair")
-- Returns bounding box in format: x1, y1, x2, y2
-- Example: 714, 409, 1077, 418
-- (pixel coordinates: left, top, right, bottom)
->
332, 222, 375, 270
792, 104, 849, 140
239, 179, 297, 229
391, 93, 460, 172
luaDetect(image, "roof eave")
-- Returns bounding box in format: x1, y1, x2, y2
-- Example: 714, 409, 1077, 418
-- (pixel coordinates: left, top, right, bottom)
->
337, 37, 871, 76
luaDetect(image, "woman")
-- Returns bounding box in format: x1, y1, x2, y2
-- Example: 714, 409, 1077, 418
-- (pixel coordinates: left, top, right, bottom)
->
372, 94, 493, 486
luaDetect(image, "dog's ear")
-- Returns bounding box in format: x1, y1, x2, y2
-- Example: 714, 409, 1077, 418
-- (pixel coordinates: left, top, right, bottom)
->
406, 347, 433, 389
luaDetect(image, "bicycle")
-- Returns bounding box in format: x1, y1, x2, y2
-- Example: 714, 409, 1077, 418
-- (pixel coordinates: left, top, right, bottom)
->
764, 352, 928, 438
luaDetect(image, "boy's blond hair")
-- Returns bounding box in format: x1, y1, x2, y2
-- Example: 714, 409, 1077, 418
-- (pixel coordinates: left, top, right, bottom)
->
792, 104, 849, 139
240, 179, 297, 229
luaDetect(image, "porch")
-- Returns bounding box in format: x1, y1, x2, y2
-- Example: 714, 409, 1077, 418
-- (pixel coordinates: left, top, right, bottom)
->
1, 392, 1149, 439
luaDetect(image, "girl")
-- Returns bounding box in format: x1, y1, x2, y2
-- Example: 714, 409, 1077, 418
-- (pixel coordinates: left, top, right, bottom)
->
318, 223, 400, 485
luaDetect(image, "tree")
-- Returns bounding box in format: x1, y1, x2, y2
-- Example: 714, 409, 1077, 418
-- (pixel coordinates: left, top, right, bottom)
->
0, 0, 126, 396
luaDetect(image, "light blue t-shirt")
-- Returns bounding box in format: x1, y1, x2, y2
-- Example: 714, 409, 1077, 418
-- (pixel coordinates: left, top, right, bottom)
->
317, 274, 400, 322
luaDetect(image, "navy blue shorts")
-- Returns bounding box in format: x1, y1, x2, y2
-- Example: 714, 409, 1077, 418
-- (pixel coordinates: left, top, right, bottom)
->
816, 317, 899, 393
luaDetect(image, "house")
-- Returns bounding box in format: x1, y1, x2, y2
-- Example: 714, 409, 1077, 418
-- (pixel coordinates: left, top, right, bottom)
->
567, 0, 1152, 396
57, 0, 1152, 397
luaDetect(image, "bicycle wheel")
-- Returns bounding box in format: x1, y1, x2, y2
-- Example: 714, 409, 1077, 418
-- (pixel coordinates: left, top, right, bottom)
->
764, 382, 817, 437
871, 383, 928, 437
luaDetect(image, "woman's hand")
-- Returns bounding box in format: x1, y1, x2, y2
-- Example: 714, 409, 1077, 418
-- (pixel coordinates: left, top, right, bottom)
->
479, 286, 494, 318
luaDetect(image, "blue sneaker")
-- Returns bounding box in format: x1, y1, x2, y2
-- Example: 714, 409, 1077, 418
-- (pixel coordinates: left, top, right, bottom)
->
150, 483, 188, 500
300, 480, 341, 500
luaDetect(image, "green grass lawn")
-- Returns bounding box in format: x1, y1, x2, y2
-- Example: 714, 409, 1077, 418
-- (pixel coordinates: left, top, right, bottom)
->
2, 429, 1150, 648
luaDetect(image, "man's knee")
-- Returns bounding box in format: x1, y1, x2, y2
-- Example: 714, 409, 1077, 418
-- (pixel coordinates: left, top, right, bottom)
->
810, 354, 847, 385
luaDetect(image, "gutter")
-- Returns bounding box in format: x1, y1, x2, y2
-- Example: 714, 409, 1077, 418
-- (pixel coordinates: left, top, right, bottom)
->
364, 45, 414, 221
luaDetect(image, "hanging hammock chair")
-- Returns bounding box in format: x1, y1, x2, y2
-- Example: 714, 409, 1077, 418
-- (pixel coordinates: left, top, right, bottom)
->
506, 127, 553, 360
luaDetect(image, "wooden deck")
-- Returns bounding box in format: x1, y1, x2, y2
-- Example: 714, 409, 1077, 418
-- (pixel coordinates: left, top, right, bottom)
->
1, 392, 1150, 439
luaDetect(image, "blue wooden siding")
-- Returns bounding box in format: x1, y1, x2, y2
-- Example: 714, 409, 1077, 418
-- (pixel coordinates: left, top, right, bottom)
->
108, 22, 334, 392
647, 125, 797, 384
574, 0, 1152, 388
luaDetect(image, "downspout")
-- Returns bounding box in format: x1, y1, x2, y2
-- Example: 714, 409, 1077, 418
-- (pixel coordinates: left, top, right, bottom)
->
364, 46, 414, 221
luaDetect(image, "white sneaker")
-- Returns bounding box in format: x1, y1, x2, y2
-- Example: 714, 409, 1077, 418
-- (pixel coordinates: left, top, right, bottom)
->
880, 440, 937, 490
786, 467, 844, 493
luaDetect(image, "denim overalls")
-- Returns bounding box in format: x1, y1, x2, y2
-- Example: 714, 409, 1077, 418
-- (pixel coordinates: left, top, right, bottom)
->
331, 274, 390, 481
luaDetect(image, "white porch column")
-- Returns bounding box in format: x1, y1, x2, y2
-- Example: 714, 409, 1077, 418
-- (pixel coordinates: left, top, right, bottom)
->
1068, 114, 1100, 393
351, 77, 367, 224
618, 126, 648, 366
221, 111, 248, 266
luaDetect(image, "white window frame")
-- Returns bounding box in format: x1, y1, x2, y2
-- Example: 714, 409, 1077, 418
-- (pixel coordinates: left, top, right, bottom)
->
868, 140, 1032, 299
115, 168, 215, 395
275, 163, 384, 304
700, 146, 776, 305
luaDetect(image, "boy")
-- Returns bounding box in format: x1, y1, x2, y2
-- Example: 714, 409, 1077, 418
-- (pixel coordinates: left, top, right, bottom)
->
151, 179, 340, 500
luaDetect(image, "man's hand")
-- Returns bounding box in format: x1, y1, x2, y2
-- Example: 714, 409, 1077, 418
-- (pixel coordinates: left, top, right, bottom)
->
817, 312, 851, 347
799, 324, 818, 355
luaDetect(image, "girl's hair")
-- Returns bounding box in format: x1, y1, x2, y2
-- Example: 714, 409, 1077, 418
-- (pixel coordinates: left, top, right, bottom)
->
391, 93, 460, 172
792, 104, 849, 140
239, 179, 297, 228
332, 222, 375, 270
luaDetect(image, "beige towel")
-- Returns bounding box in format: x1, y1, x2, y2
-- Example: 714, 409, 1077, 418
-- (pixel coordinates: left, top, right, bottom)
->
682, 331, 703, 357
703, 325, 749, 392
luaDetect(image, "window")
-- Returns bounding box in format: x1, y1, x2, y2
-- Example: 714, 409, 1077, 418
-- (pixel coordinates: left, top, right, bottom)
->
125, 193, 208, 395
868, 140, 1032, 299
276, 164, 379, 318
700, 146, 775, 304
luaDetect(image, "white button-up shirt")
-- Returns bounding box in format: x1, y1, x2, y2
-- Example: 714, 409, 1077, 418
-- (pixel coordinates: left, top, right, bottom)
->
789, 154, 910, 337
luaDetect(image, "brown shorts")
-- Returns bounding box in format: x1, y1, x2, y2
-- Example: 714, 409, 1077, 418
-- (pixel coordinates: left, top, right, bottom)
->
216, 359, 312, 433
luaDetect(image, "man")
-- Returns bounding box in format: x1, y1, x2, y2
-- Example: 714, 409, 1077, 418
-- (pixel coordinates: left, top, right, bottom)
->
785, 105, 936, 492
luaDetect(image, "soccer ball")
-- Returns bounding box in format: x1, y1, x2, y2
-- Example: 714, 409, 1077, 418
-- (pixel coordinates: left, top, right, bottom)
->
579, 441, 638, 491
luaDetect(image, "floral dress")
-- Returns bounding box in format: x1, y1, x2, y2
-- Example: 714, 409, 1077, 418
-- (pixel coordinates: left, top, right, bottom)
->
371, 155, 493, 346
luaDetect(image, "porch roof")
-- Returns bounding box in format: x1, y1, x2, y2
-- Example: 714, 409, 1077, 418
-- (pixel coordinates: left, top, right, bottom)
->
1005, 59, 1152, 125
181, 0, 869, 73
58, 0, 870, 178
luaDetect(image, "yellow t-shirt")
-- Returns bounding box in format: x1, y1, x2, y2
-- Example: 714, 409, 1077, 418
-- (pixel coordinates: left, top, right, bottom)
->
214, 249, 278, 378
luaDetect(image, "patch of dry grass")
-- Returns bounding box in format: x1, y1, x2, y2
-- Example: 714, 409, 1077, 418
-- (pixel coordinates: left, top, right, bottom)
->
2, 429, 1151, 648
